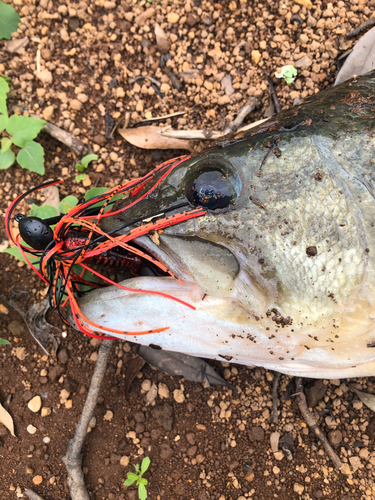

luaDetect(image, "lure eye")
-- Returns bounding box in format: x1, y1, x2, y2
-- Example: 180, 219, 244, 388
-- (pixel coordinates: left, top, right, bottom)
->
16, 215, 54, 250
186, 170, 236, 210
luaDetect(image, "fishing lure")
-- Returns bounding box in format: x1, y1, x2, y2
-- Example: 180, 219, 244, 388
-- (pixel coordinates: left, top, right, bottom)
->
5, 156, 207, 340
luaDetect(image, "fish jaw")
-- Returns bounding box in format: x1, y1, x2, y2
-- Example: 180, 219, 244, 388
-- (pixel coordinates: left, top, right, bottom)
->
77, 275, 375, 379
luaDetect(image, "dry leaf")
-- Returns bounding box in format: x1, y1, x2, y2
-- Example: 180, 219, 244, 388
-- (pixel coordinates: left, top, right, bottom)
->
350, 386, 375, 412
6, 36, 29, 54
0, 402, 16, 437
335, 26, 375, 85
124, 356, 145, 397
154, 23, 170, 54
118, 125, 195, 151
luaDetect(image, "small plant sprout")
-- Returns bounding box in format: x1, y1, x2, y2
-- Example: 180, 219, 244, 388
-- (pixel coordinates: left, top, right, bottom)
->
123, 456, 151, 500
75, 153, 98, 182
275, 65, 298, 84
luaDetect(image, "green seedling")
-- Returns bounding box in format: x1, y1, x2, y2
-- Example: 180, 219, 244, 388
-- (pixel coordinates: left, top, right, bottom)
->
123, 457, 151, 500
0, 76, 46, 174
275, 65, 298, 84
75, 154, 98, 182
0, 337, 10, 345
0, 1, 20, 40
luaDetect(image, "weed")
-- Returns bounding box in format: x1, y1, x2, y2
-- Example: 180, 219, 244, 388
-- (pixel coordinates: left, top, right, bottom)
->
0, 76, 46, 174
275, 65, 298, 84
0, 1, 20, 40
123, 457, 151, 500
75, 153, 98, 182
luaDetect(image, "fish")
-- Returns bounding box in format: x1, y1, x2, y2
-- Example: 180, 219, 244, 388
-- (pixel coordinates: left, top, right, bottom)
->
46, 73, 375, 378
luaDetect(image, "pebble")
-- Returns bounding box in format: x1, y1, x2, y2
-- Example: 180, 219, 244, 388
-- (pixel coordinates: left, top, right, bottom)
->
57, 348, 69, 365
173, 389, 185, 403
36, 69, 52, 84
251, 50, 261, 66
167, 12, 179, 24
70, 99, 83, 111
328, 429, 342, 445
32, 475, 43, 485
8, 320, 25, 337
152, 403, 173, 431
270, 431, 280, 453
0, 304, 9, 314
186, 432, 196, 445
245, 472, 254, 482
41, 407, 51, 417
294, 483, 304, 495
28, 396, 42, 413
103, 410, 113, 421
249, 426, 264, 442
305, 380, 327, 408
104, 1, 116, 9
49, 364, 66, 383
43, 436, 50, 444
27, 425, 37, 435
158, 383, 170, 399
120, 456, 130, 466
295, 55, 312, 68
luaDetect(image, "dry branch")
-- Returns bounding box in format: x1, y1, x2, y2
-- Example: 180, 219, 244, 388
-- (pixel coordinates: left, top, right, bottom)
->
24, 489, 46, 500
294, 378, 343, 470
62, 339, 113, 500
272, 372, 281, 423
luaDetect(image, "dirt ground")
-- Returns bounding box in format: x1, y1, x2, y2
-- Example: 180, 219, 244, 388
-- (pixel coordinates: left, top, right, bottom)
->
1, 0, 375, 499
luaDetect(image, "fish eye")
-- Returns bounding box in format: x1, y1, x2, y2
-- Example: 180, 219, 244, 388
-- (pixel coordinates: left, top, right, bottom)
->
185, 164, 238, 210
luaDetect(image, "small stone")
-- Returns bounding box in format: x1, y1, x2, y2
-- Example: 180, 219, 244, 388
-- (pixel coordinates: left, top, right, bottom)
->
295, 55, 312, 68
49, 364, 66, 383
33, 475, 43, 485
28, 396, 42, 413
273, 466, 280, 474
104, 1, 116, 8
167, 12, 179, 23
65, 399, 73, 409
270, 431, 280, 453
349, 456, 361, 470
152, 403, 173, 431
135, 7, 155, 26
58, 349, 69, 365
294, 483, 304, 495
90, 351, 98, 362
160, 83, 170, 94
8, 320, 25, 337
60, 28, 69, 42
158, 383, 170, 399
249, 426, 264, 441
173, 389, 185, 403
245, 472, 254, 482
36, 69, 53, 84
353, 400, 363, 410
60, 389, 70, 404
26, 467, 34, 474
41, 407, 51, 417
187, 445, 197, 457
27, 425, 37, 434
77, 93, 89, 103
160, 442, 173, 459
104, 410, 113, 421
0, 304, 9, 314
89, 416, 97, 429
43, 436, 51, 444
328, 429, 342, 445
218, 95, 230, 105
41, 48, 52, 60
141, 379, 152, 392
120, 456, 130, 466
251, 50, 261, 66
70, 99, 83, 111
196, 454, 205, 463
366, 419, 375, 438
186, 432, 196, 445
305, 380, 327, 408
90, 338, 102, 348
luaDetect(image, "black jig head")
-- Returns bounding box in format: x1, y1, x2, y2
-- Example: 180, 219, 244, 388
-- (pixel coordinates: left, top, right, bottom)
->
15, 214, 54, 251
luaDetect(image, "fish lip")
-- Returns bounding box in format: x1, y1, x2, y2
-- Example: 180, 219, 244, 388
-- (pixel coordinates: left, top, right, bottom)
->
133, 234, 192, 282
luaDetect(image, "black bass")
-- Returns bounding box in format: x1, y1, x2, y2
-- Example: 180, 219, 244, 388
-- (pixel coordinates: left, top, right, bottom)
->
76, 72, 375, 378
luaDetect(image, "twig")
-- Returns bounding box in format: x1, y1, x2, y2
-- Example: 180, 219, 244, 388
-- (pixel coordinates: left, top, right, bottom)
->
294, 378, 343, 470
269, 80, 282, 114
24, 489, 46, 500
272, 372, 281, 423
223, 97, 259, 135
129, 75, 161, 87
62, 339, 113, 500
346, 18, 375, 38
30, 114, 92, 157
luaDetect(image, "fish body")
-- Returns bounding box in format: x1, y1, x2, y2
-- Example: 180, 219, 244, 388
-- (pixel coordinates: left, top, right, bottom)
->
80, 73, 375, 378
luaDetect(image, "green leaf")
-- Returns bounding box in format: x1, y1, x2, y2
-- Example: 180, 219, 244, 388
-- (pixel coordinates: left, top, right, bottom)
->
1, 137, 12, 152
81, 153, 98, 168
84, 187, 109, 201
134, 464, 140, 474
0, 2, 20, 40
0, 76, 10, 97
124, 473, 139, 487
140, 457, 151, 475
75, 173, 86, 182
75, 163, 86, 172
3, 245, 39, 265
17, 141, 45, 175
29, 203, 58, 219
138, 482, 147, 500
59, 195, 79, 214
0, 337, 10, 345
0, 111, 8, 131
0, 148, 15, 170
140, 478, 148, 485
6, 115, 46, 148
